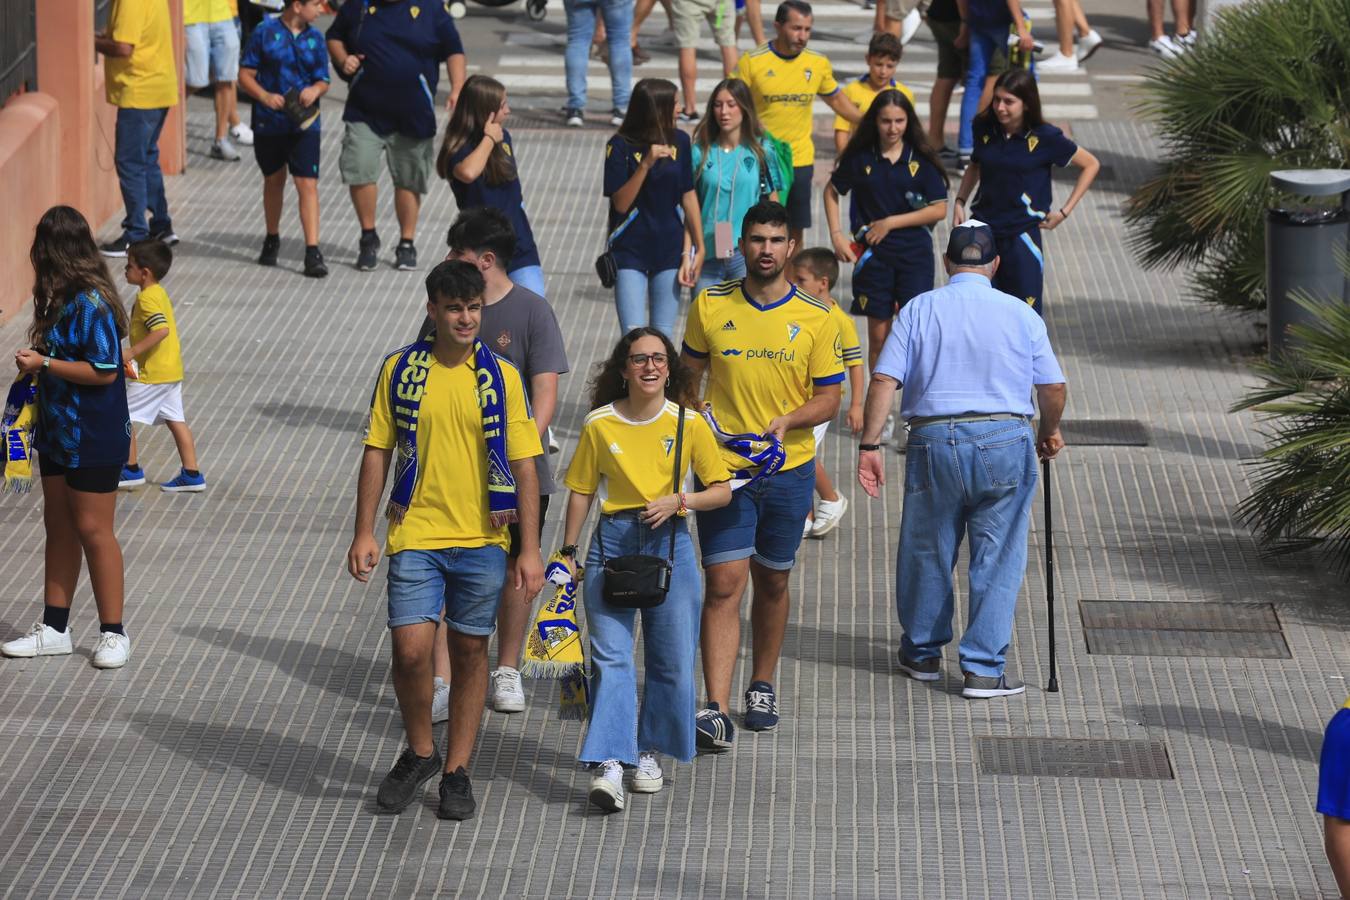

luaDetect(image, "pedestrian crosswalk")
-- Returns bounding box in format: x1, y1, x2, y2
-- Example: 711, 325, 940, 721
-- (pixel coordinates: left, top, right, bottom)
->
472, 2, 1100, 123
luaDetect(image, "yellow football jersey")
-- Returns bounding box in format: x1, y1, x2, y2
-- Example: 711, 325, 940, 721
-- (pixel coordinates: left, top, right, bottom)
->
832, 77, 916, 134
564, 401, 731, 514
682, 281, 845, 472
827, 302, 863, 373
733, 44, 840, 167
366, 350, 541, 554
130, 284, 184, 384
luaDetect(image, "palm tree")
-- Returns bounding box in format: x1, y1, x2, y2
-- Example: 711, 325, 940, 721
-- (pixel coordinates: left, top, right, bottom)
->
1126, 0, 1350, 311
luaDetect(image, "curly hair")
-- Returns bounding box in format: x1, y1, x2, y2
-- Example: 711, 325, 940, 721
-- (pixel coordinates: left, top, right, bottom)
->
29, 206, 127, 350
588, 328, 699, 410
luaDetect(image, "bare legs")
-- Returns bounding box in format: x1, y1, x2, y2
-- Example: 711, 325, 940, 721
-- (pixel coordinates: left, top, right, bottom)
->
42, 478, 123, 626
700, 558, 793, 707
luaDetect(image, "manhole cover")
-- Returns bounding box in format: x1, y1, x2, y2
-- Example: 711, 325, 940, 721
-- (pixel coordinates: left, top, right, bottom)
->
977, 737, 1174, 780
1081, 601, 1291, 659
1060, 419, 1150, 446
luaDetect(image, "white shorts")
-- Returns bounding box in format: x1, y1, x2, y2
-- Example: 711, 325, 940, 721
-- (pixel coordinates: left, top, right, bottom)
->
813, 420, 829, 450
127, 380, 185, 425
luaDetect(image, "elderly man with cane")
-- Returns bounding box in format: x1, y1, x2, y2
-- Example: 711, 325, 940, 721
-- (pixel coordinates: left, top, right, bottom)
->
857, 220, 1067, 699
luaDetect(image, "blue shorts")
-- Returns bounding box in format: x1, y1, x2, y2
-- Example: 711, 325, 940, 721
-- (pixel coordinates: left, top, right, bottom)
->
992, 228, 1045, 315
386, 546, 507, 634
185, 20, 240, 88
696, 461, 815, 570
254, 130, 321, 178
787, 166, 813, 231
849, 245, 935, 319
1319, 707, 1350, 820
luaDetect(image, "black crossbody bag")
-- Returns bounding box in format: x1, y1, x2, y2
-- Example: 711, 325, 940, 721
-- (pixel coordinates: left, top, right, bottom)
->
596, 208, 639, 289
598, 405, 685, 609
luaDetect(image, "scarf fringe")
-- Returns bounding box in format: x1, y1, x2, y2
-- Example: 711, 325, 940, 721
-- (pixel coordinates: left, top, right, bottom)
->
558, 668, 590, 720
489, 510, 518, 529
385, 501, 408, 525
519, 658, 580, 680
5, 474, 32, 494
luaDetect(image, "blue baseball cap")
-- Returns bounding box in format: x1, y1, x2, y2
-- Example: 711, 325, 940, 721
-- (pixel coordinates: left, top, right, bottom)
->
946, 220, 998, 266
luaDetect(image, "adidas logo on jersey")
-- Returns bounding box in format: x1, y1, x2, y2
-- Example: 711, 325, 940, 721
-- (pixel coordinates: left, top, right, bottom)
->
609, 441, 623, 454
722, 320, 737, 331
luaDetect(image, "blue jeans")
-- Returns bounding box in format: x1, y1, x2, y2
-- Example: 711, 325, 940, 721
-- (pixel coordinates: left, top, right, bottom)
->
615, 267, 679, 338
386, 545, 508, 634
509, 264, 547, 299
694, 250, 745, 298
896, 419, 1037, 677
957, 25, 1005, 154
564, 0, 633, 111
581, 513, 701, 765
115, 107, 172, 242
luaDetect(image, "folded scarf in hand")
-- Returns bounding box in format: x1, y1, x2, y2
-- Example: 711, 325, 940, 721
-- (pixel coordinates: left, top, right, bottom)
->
522, 552, 590, 720
385, 338, 518, 526
3, 376, 37, 494
700, 403, 786, 490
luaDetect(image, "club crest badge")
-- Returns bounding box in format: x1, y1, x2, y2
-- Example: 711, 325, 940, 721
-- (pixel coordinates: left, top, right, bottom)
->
908, 161, 919, 177
1028, 135, 1040, 153
787, 322, 801, 342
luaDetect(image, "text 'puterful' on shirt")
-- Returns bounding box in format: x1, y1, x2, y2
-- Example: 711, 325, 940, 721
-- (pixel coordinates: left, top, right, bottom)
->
325, 0, 463, 140
682, 281, 845, 473
830, 142, 947, 262
603, 130, 695, 274
732, 44, 839, 167
970, 121, 1077, 237
446, 129, 540, 271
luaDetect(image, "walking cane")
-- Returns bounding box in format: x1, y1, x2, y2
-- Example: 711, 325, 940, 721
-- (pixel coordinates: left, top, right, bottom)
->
1043, 458, 1059, 693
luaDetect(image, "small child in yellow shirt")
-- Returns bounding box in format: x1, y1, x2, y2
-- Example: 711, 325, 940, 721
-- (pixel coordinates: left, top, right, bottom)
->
834, 32, 916, 154
791, 249, 864, 538
119, 241, 206, 493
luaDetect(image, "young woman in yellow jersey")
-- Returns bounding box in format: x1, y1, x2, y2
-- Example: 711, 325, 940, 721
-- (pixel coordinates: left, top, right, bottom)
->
560, 328, 732, 813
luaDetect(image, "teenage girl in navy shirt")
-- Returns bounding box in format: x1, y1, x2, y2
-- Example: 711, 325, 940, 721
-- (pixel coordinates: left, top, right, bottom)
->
824, 89, 949, 373
953, 69, 1100, 315
603, 78, 705, 339
436, 75, 547, 298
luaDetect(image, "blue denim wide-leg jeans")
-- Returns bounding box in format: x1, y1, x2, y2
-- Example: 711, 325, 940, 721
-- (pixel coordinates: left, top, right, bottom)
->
580, 512, 701, 766
896, 419, 1038, 677
563, 0, 633, 112
114, 107, 172, 242
615, 267, 679, 338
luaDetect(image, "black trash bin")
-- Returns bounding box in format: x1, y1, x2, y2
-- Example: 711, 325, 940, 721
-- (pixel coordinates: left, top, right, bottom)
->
1265, 169, 1350, 360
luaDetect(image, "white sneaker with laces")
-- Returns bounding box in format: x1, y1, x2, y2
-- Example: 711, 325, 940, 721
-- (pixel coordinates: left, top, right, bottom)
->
1076, 28, 1103, 62
1148, 35, 1180, 59
1037, 51, 1079, 73
630, 751, 663, 793
588, 759, 625, 811
431, 676, 450, 724
1174, 31, 1196, 49
880, 414, 896, 443
2, 623, 73, 658
899, 7, 921, 44
92, 631, 130, 669
230, 122, 255, 146
489, 666, 526, 713
810, 496, 849, 537
802, 515, 814, 539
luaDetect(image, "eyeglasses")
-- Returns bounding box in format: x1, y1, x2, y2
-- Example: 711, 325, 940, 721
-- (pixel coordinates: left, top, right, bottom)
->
627, 352, 669, 367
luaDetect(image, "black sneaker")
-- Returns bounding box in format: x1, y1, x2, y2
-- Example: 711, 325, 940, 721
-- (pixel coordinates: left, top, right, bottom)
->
303, 246, 328, 278
149, 225, 179, 246
897, 652, 940, 682
678, 109, 700, 124
395, 240, 417, 271
962, 672, 1026, 700
375, 746, 442, 813
436, 766, 476, 820
564, 107, 584, 128
356, 232, 380, 272
100, 236, 130, 258
743, 680, 779, 732
259, 234, 280, 267
937, 145, 959, 164
610, 107, 626, 126
695, 701, 735, 752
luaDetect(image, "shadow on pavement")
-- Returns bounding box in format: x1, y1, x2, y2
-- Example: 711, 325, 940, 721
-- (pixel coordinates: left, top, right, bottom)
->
1121, 703, 1322, 763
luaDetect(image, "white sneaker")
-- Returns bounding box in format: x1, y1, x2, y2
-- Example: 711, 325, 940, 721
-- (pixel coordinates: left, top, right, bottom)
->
802, 515, 814, 539
1076, 28, 1103, 62
431, 676, 450, 724
2, 623, 73, 658
899, 6, 921, 44
880, 414, 896, 443
92, 631, 130, 669
489, 666, 526, 713
1174, 30, 1196, 49
630, 751, 663, 793
588, 760, 625, 812
810, 496, 849, 537
229, 122, 255, 146
1037, 51, 1079, 74
547, 426, 560, 455
1148, 35, 1180, 59
210, 138, 241, 161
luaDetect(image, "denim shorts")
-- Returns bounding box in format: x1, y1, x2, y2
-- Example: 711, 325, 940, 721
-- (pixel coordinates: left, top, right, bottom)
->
386, 546, 507, 634
185, 20, 240, 88
696, 461, 815, 570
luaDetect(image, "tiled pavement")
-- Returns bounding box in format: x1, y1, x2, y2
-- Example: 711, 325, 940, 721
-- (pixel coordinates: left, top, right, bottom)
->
1, 36, 1347, 900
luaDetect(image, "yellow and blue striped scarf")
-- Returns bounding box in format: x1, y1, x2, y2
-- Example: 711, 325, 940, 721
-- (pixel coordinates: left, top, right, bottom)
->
385, 338, 517, 527
3, 375, 37, 494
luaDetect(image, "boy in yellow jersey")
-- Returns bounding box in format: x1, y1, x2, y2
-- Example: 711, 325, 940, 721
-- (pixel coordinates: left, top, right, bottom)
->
347, 261, 544, 821
832, 32, 915, 154
791, 249, 863, 538
732, 0, 861, 248
119, 241, 206, 493
1321, 695, 1350, 897
681, 201, 844, 748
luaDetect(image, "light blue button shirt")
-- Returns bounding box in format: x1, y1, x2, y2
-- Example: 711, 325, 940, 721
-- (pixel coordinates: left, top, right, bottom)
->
873, 272, 1066, 419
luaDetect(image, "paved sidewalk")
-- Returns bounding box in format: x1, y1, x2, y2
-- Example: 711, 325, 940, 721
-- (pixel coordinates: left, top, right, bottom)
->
1, 33, 1346, 900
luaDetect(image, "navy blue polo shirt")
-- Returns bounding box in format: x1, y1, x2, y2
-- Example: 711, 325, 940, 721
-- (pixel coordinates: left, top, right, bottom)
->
830, 142, 947, 264
446, 129, 541, 270
240, 17, 330, 136
603, 130, 695, 273
970, 121, 1078, 237
326, 0, 463, 140
966, 0, 1012, 26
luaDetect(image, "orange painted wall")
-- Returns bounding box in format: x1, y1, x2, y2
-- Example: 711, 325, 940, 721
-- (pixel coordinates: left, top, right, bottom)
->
0, 94, 63, 323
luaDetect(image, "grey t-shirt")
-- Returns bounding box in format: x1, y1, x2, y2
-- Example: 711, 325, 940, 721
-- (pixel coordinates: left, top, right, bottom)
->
417, 284, 569, 492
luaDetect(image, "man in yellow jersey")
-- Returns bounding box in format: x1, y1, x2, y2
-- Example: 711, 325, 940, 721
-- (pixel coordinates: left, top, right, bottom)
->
732, 0, 861, 249
347, 261, 544, 820
681, 201, 844, 749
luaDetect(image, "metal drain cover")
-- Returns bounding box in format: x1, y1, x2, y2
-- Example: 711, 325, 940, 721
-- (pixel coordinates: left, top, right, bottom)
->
977, 736, 1174, 780
1082, 601, 1291, 659
1060, 419, 1150, 446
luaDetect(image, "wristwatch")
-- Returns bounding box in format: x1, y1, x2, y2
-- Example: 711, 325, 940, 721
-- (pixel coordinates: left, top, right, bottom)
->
859, 443, 881, 452
42, 356, 51, 369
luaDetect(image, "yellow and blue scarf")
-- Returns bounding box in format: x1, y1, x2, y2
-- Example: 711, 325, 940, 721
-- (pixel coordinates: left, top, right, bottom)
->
3, 376, 37, 494
701, 403, 786, 490
385, 338, 517, 527
522, 552, 590, 720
